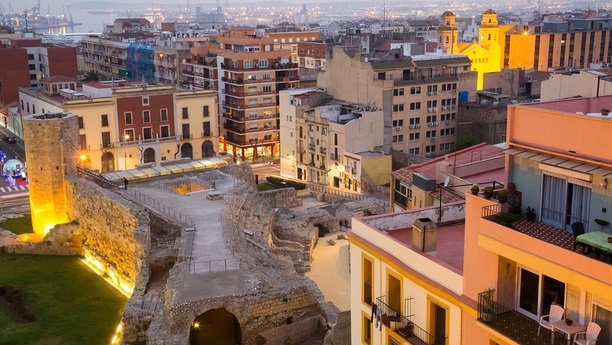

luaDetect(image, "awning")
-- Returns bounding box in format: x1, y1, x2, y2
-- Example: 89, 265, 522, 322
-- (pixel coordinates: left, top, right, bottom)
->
504, 147, 612, 178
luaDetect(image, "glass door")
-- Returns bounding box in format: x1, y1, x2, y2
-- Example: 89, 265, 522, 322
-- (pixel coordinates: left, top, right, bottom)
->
593, 304, 612, 345
518, 268, 540, 319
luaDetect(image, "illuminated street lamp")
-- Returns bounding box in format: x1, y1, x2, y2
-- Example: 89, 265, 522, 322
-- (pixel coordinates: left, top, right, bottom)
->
123, 134, 130, 170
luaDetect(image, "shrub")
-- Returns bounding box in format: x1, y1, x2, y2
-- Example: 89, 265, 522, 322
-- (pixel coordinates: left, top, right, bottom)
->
265, 176, 306, 190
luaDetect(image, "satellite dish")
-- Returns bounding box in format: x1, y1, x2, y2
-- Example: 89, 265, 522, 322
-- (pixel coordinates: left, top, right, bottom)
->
443, 176, 450, 187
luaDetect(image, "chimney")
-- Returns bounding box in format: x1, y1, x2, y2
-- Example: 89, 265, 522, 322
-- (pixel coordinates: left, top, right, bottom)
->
412, 217, 437, 252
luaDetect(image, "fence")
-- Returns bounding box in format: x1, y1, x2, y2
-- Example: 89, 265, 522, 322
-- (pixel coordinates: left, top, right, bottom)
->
187, 258, 241, 274
126, 188, 195, 229
309, 184, 390, 208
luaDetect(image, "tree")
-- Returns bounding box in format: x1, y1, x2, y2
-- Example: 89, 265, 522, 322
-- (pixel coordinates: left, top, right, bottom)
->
452, 134, 478, 152
83, 70, 100, 81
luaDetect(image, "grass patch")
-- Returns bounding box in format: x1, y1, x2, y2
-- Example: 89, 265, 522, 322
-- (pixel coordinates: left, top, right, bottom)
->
0, 253, 127, 345
257, 182, 279, 192
0, 215, 33, 235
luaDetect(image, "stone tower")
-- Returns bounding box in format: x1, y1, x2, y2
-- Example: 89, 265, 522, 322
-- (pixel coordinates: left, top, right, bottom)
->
23, 112, 79, 236
479, 9, 501, 49
438, 11, 460, 54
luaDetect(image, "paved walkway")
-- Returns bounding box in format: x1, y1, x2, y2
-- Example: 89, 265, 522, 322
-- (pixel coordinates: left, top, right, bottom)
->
131, 170, 238, 274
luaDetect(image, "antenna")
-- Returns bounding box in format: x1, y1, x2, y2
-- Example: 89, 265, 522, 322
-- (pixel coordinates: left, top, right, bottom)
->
444, 176, 450, 187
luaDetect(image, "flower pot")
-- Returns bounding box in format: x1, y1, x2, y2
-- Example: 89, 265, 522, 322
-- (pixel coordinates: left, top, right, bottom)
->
483, 186, 493, 199
471, 184, 480, 195
526, 212, 536, 221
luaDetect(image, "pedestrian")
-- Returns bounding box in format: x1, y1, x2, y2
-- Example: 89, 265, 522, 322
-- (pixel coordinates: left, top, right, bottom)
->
123, 177, 129, 190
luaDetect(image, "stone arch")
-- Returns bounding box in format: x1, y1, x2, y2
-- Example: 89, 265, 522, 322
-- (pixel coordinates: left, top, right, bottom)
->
189, 308, 242, 345
101, 152, 114, 172
180, 143, 193, 159
201, 140, 215, 158
143, 148, 155, 164
315, 223, 330, 237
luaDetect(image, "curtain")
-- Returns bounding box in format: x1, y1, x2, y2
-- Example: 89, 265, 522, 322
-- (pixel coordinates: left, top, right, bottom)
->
569, 184, 591, 230
542, 175, 565, 228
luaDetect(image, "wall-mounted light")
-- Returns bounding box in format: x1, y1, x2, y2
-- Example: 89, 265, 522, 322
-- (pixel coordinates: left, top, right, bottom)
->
599, 177, 608, 189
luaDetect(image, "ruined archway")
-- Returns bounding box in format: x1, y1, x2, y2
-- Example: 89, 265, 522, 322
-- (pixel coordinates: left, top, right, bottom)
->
189, 308, 241, 345
101, 152, 114, 172
315, 223, 330, 237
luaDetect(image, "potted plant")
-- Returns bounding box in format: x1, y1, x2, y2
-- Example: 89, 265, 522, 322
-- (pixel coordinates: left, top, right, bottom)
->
481, 288, 496, 322
471, 184, 480, 195
525, 206, 536, 221
601, 108, 610, 116
497, 189, 508, 203
483, 186, 494, 199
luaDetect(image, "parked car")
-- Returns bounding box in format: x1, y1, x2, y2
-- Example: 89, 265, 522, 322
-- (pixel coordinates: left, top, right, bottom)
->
3, 136, 17, 143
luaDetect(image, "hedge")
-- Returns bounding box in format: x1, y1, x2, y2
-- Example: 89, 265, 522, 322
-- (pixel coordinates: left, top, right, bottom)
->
265, 176, 306, 190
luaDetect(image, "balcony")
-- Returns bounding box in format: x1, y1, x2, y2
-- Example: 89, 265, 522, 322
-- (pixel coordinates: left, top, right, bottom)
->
319, 147, 327, 154
477, 291, 569, 345
118, 135, 179, 147
375, 296, 440, 345
481, 204, 611, 266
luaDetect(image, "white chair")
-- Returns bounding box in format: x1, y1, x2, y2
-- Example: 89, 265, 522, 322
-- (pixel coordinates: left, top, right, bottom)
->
538, 304, 565, 336
573, 322, 601, 345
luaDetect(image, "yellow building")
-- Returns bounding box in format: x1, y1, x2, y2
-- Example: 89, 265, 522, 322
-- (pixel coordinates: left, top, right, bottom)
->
351, 95, 612, 344
438, 10, 513, 91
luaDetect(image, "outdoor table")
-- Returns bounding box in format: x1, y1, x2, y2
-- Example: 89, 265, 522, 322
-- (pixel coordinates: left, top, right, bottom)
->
550, 319, 586, 343
577, 231, 612, 257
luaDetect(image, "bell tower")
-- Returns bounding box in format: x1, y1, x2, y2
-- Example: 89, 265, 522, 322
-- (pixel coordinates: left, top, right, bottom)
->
479, 9, 500, 49
437, 11, 459, 54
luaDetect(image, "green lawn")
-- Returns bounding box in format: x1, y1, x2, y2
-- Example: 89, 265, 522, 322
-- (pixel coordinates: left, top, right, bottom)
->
0, 254, 127, 345
0, 215, 33, 235
257, 182, 279, 192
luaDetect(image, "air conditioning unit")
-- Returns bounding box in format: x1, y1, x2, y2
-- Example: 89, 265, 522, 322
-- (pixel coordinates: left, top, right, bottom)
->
415, 124, 421, 129
428, 108, 434, 113
409, 124, 416, 129
427, 92, 434, 96
433, 107, 438, 112
433, 122, 438, 126
396, 126, 403, 131
432, 137, 436, 142
451, 105, 456, 109
428, 122, 435, 127
441, 106, 448, 110
426, 153, 434, 158
452, 89, 457, 94
445, 120, 451, 124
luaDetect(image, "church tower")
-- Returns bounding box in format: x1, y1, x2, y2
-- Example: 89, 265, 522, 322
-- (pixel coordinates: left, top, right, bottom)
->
437, 11, 460, 54
479, 9, 501, 50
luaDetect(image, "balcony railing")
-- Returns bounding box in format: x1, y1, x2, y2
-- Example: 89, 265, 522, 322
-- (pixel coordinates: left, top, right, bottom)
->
375, 296, 441, 345
477, 291, 568, 344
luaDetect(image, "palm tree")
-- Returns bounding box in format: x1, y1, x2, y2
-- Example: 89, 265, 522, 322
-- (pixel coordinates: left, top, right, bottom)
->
83, 70, 100, 81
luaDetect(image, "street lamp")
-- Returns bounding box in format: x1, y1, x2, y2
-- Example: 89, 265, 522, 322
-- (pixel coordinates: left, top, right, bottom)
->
249, 137, 258, 162
124, 134, 130, 170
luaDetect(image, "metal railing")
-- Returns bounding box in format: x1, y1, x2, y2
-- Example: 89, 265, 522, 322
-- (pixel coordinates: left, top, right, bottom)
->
187, 258, 241, 274
375, 296, 441, 345
126, 188, 195, 229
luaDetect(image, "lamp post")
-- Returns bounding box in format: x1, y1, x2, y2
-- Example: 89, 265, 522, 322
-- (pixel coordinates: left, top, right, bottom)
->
123, 134, 130, 170
249, 137, 258, 163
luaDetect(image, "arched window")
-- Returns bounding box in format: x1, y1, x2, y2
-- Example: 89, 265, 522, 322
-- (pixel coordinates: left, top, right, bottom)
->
143, 148, 155, 163
101, 152, 114, 172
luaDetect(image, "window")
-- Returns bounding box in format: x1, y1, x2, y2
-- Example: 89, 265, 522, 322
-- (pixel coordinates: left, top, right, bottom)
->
409, 147, 420, 155
78, 116, 84, 129
409, 133, 420, 141
410, 86, 421, 95
393, 104, 404, 112
541, 174, 591, 230
143, 110, 151, 123
393, 88, 405, 96
258, 60, 268, 67
101, 114, 109, 127
363, 256, 373, 304
28, 64, 35, 70
182, 107, 189, 119
27, 54, 34, 60
142, 96, 149, 105
262, 73, 271, 80
392, 120, 403, 127
428, 297, 449, 344
363, 315, 372, 344
101, 132, 111, 147
143, 127, 152, 140
124, 129, 135, 141
409, 102, 421, 111
203, 105, 210, 117
160, 125, 170, 138
125, 112, 133, 125
263, 86, 272, 92
392, 135, 403, 142
394, 179, 412, 207
243, 60, 253, 68
79, 134, 87, 150
203, 122, 211, 137
182, 124, 190, 139
160, 109, 168, 122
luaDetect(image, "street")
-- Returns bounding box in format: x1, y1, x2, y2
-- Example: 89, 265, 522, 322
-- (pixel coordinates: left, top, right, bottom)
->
0, 192, 30, 215
250, 161, 281, 184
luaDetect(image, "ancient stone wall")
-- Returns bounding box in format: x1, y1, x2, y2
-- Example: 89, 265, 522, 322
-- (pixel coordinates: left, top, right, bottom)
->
65, 178, 152, 295
259, 188, 301, 208
391, 148, 428, 171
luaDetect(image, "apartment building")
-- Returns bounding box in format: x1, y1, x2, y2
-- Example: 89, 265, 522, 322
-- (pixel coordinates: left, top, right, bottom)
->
187, 28, 299, 162
540, 68, 612, 101
318, 45, 477, 158
279, 88, 388, 192
267, 30, 321, 63
350, 96, 612, 345
390, 143, 505, 212
19, 79, 218, 172
0, 38, 77, 105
